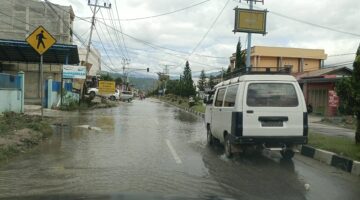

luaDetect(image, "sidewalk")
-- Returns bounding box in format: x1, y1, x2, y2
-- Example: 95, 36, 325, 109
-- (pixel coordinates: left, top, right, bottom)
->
309, 115, 355, 140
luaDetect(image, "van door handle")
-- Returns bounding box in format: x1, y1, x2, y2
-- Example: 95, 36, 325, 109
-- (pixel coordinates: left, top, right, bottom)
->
247, 110, 254, 114
219, 109, 222, 111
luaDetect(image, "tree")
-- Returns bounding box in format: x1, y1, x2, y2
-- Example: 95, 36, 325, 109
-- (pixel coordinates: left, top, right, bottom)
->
198, 70, 206, 91
115, 77, 122, 86
100, 73, 113, 81
235, 39, 246, 73
208, 75, 216, 89
336, 44, 360, 144
181, 61, 196, 97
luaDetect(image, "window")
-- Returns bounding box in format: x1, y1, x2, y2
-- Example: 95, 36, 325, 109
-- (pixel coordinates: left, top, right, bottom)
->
247, 83, 298, 107
224, 85, 238, 107
214, 88, 226, 107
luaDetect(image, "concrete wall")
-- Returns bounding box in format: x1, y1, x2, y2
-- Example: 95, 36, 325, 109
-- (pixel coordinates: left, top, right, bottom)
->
0, 90, 22, 113
0, 0, 74, 44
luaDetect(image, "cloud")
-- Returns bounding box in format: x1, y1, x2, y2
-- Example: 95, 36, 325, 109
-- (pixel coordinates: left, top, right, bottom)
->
49, 0, 360, 75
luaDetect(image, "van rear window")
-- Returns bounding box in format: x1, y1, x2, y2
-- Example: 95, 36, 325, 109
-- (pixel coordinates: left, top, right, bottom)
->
246, 83, 298, 107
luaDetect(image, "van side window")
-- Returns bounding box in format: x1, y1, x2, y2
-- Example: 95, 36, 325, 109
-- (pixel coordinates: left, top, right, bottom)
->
214, 88, 226, 107
246, 83, 299, 107
224, 85, 238, 107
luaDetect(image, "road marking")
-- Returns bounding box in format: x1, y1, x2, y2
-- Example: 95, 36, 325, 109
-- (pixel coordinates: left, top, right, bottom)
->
166, 139, 182, 164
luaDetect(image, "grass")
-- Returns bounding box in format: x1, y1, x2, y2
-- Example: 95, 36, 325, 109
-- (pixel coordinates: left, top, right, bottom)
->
308, 132, 360, 161
0, 112, 53, 161
159, 95, 206, 113
0, 112, 51, 136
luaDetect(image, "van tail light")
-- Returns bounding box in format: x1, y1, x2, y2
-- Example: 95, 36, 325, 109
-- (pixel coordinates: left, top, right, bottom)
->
303, 112, 308, 136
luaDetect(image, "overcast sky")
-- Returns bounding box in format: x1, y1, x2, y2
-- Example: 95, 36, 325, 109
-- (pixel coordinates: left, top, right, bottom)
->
49, 0, 360, 77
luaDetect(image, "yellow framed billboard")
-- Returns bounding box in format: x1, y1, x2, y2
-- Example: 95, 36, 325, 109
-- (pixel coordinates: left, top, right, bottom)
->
233, 8, 267, 34
98, 81, 115, 94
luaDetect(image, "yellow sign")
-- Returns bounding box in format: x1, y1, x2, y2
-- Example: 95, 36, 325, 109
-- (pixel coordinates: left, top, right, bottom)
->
234, 8, 267, 34
26, 26, 56, 55
99, 81, 115, 94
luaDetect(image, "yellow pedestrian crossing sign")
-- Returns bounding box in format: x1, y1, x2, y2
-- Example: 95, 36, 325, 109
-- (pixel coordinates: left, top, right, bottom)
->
26, 26, 56, 55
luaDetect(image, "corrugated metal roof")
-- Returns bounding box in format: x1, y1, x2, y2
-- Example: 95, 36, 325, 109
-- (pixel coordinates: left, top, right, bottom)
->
0, 39, 79, 64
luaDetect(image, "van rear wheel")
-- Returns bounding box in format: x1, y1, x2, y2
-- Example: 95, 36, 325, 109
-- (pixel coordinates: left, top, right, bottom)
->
280, 149, 295, 160
224, 135, 233, 158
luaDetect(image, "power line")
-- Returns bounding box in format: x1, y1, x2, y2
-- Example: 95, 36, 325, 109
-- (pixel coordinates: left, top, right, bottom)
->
244, 2, 360, 38
188, 0, 231, 58
328, 53, 356, 57
94, 26, 118, 70
99, 9, 127, 60
100, 0, 211, 21
112, 1, 130, 59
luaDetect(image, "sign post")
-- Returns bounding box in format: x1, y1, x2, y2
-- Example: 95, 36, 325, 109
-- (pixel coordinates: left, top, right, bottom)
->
26, 26, 56, 120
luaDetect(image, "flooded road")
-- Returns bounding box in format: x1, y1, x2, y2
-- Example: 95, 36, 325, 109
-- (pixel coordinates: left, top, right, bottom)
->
0, 99, 359, 199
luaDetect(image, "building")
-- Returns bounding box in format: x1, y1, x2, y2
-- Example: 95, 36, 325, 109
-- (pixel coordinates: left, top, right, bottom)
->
78, 47, 101, 77
0, 0, 77, 104
229, 46, 327, 73
297, 66, 352, 116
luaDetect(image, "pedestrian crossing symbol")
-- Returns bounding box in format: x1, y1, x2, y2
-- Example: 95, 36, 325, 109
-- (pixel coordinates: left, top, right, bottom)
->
26, 26, 56, 55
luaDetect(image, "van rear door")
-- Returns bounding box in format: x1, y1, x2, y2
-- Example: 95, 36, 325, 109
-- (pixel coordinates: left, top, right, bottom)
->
243, 82, 304, 137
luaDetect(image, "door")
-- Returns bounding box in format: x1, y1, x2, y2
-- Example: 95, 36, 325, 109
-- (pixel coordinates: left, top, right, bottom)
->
211, 87, 227, 140
243, 82, 304, 137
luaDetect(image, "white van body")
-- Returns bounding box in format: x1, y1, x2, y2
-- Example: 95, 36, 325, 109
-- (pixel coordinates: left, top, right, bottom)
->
205, 74, 308, 158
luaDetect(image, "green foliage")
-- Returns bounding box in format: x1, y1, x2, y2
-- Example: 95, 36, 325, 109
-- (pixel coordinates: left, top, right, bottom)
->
115, 77, 122, 85
100, 73, 114, 81
336, 44, 360, 143
164, 61, 196, 97
197, 70, 206, 91
235, 39, 246, 72
208, 75, 216, 89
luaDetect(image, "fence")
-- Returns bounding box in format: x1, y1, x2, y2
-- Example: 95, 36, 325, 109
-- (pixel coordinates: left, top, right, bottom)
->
0, 72, 24, 113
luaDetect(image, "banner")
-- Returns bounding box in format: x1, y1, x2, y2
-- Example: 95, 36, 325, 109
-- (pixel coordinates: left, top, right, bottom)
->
63, 65, 86, 79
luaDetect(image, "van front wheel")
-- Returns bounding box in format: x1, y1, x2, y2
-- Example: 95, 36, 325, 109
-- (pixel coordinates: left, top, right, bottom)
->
280, 149, 295, 160
224, 135, 233, 158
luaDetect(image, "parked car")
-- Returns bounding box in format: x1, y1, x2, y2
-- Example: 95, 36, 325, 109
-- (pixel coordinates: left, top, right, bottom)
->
204, 74, 308, 159
120, 91, 134, 102
87, 88, 119, 101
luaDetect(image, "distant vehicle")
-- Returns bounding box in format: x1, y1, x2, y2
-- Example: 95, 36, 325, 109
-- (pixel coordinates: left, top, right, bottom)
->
204, 73, 308, 159
87, 88, 119, 101
120, 91, 133, 102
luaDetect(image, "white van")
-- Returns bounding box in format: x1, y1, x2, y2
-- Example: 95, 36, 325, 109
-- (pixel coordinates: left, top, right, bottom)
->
204, 74, 308, 159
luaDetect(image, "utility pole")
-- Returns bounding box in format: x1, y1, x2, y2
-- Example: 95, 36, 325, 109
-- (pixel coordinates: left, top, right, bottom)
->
246, 0, 254, 72
122, 58, 130, 90
85, 0, 112, 64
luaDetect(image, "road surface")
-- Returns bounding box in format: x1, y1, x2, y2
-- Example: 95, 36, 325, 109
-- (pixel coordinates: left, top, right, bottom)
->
1, 99, 359, 199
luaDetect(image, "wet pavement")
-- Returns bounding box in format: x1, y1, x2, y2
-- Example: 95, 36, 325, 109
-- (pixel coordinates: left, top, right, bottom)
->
1, 99, 360, 199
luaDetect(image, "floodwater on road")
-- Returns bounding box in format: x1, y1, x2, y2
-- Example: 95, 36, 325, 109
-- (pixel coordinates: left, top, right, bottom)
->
0, 99, 359, 200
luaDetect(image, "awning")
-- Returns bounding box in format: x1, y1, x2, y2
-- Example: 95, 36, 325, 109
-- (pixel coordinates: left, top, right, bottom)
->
0, 39, 79, 64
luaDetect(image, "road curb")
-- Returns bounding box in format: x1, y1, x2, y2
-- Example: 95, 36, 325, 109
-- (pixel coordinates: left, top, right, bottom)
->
300, 145, 359, 176
159, 99, 205, 119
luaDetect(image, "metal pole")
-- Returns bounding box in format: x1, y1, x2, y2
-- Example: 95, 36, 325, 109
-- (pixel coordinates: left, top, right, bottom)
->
40, 55, 43, 120
246, 0, 254, 71
85, 0, 98, 64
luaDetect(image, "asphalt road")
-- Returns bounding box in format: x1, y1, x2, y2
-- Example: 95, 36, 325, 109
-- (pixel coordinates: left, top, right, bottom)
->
0, 99, 359, 200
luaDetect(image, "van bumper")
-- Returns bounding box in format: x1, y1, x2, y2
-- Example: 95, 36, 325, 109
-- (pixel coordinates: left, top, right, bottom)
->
229, 135, 308, 145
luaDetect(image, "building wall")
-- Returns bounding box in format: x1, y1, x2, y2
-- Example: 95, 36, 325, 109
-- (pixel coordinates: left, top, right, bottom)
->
1, 61, 62, 100
304, 59, 321, 72
78, 48, 101, 76
0, 0, 74, 44
229, 46, 327, 73
304, 82, 336, 116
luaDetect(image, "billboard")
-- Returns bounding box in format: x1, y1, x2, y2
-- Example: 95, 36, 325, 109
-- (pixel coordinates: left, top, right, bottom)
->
233, 8, 267, 34
63, 65, 86, 79
99, 81, 115, 94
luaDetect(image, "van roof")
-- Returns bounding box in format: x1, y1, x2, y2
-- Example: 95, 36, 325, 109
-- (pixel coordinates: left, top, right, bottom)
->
214, 75, 297, 88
